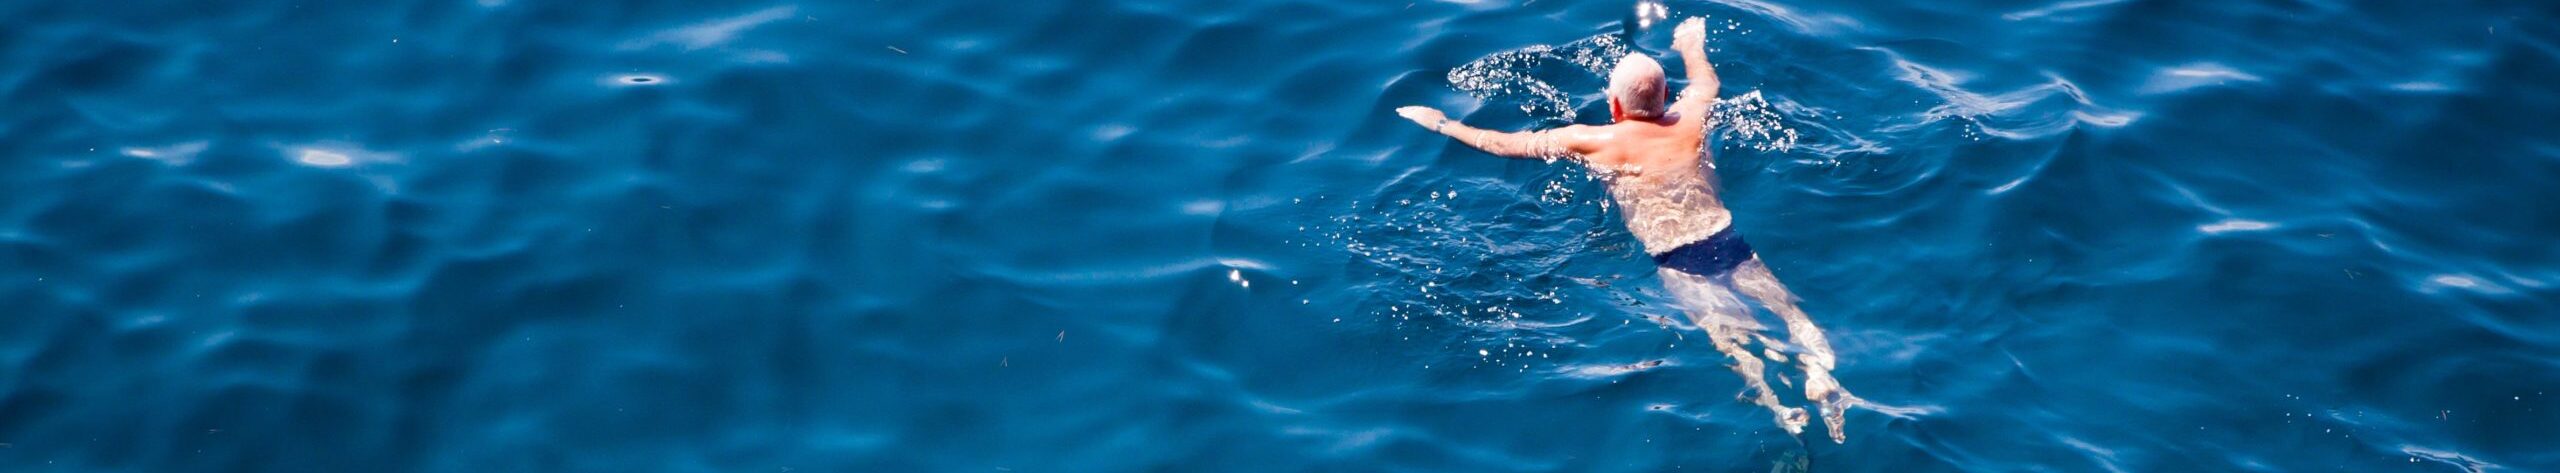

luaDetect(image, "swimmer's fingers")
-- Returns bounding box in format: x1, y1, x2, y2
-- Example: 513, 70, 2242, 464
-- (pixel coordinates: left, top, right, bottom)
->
1395, 106, 1447, 127
1673, 17, 1706, 52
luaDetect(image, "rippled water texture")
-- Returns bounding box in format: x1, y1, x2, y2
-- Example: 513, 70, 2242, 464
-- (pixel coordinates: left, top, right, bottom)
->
5, 0, 2559, 471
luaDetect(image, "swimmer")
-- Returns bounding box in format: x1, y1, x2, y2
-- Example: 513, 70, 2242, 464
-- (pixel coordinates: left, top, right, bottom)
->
1395, 18, 1861, 442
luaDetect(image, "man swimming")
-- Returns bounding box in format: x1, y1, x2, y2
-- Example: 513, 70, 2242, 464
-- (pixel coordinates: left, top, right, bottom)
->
1394, 18, 1860, 443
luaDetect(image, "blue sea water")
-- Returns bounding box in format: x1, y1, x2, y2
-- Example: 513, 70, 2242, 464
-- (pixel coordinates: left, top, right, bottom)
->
4, 0, 2559, 471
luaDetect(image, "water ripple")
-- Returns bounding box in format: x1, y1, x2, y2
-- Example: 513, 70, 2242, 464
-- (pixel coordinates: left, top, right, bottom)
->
4, 0, 2558, 471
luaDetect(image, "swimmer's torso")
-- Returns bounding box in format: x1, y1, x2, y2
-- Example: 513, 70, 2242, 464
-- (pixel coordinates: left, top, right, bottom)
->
1570, 110, 1731, 255
1604, 167, 1731, 255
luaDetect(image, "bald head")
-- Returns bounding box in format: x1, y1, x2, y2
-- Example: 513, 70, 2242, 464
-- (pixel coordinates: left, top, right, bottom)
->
1607, 53, 1668, 121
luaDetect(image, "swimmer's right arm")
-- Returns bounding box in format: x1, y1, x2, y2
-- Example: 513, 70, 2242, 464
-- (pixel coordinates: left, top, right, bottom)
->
1395, 106, 1594, 159
1670, 18, 1720, 117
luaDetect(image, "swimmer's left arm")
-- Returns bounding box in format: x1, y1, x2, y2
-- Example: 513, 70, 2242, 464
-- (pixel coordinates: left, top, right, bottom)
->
1396, 106, 1592, 160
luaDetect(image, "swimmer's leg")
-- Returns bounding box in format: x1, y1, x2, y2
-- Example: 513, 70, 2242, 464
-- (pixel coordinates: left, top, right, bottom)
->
1731, 257, 1859, 443
1706, 323, 1807, 435
1661, 269, 1806, 435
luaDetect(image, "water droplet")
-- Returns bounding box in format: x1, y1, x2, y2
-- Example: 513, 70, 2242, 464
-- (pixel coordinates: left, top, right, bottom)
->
295, 148, 353, 167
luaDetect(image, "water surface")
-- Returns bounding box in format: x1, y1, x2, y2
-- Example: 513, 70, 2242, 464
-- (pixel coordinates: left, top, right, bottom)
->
2, 0, 2557, 471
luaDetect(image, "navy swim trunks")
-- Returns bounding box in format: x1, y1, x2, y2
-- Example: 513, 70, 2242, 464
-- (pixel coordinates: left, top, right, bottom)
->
1654, 226, 1753, 277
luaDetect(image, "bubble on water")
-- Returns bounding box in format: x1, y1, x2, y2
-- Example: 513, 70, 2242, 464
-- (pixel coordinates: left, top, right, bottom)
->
607, 73, 671, 87
297, 149, 352, 167
1538, 179, 1577, 205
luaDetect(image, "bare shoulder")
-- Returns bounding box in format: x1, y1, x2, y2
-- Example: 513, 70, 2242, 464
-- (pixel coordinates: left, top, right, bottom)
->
1673, 106, 1716, 133
1549, 123, 1609, 140
1547, 124, 1614, 156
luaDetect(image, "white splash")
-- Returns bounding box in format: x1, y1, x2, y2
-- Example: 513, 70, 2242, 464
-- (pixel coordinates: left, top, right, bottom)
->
1709, 91, 1802, 153
1446, 33, 1628, 124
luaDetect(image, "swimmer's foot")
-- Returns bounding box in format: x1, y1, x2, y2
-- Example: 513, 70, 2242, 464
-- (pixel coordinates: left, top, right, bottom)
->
1735, 391, 1807, 436
1806, 376, 1858, 444
1776, 406, 1809, 436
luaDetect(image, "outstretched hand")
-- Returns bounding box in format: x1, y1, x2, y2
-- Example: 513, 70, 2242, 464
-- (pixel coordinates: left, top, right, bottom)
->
1672, 17, 1706, 54
1396, 106, 1448, 130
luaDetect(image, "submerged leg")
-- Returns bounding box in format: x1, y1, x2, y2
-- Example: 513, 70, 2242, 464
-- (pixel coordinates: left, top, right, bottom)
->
1707, 324, 1807, 434
1661, 269, 1806, 435
1731, 257, 1858, 443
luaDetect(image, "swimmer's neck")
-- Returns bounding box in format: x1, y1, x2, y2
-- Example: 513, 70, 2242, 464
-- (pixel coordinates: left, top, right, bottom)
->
1607, 109, 1679, 126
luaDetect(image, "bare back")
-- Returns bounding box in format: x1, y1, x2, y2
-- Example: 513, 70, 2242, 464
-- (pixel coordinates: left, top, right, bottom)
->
1557, 108, 1733, 254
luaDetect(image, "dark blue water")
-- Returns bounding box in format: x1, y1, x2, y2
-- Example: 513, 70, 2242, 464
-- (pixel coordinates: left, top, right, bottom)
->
5, 0, 2558, 471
